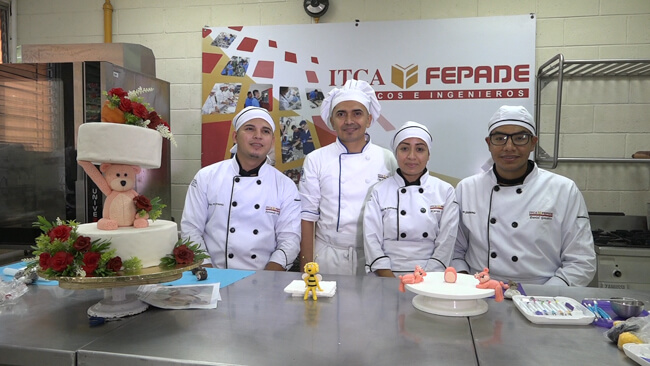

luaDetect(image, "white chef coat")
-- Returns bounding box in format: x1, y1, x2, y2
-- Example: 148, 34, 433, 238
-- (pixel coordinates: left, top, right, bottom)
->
451, 162, 596, 286
181, 158, 301, 270
299, 136, 397, 275
364, 171, 459, 274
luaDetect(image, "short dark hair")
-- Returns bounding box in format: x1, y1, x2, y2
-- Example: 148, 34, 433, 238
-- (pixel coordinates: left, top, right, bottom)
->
299, 120, 307, 126
291, 125, 297, 129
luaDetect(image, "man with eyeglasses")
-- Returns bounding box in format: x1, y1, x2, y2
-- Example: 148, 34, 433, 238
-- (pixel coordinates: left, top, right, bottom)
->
451, 105, 596, 286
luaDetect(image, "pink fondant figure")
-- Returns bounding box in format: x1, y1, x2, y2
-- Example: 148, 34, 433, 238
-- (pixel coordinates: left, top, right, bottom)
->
444, 267, 457, 283
474, 267, 509, 302
398, 265, 427, 292
78, 161, 149, 230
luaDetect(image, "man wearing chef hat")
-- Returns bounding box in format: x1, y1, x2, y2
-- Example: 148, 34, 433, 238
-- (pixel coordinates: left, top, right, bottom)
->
181, 106, 301, 271
299, 79, 397, 275
451, 105, 596, 286
363, 121, 459, 277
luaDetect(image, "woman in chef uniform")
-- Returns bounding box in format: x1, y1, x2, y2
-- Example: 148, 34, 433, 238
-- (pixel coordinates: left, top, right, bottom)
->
363, 121, 459, 277
299, 80, 397, 275
181, 106, 301, 271
451, 105, 596, 286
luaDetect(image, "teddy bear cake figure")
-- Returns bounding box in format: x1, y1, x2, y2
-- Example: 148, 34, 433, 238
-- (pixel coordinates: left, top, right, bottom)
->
78, 161, 149, 230
474, 268, 509, 303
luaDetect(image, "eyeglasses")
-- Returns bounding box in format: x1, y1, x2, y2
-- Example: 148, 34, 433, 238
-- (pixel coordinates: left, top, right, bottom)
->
489, 132, 532, 146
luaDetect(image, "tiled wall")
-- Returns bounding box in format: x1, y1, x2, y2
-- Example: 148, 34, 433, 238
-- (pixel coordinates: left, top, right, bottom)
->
15, 0, 650, 220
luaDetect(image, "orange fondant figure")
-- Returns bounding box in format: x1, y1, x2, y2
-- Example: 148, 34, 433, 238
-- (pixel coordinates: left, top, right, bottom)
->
444, 267, 457, 283
398, 265, 427, 292
474, 267, 509, 302
303, 262, 323, 301
78, 161, 149, 230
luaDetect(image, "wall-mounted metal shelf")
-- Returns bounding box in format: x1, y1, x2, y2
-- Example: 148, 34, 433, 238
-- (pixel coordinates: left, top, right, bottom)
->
534, 54, 650, 168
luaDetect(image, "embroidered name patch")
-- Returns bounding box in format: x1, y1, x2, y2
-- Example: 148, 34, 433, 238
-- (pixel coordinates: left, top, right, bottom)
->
377, 174, 389, 181
266, 206, 281, 215
529, 211, 553, 220
430, 205, 444, 212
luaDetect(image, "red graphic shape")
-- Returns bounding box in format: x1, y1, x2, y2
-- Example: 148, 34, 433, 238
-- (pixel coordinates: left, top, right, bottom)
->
202, 53, 223, 74
269, 40, 277, 48
305, 70, 319, 83
237, 37, 258, 52
311, 56, 319, 64
376, 115, 396, 132
202, 121, 232, 167
285, 52, 297, 63
228, 26, 243, 31
202, 28, 212, 38
312, 115, 337, 147
253, 60, 275, 79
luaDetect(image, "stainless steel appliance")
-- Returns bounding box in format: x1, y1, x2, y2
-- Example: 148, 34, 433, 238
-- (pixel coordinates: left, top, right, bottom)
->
591, 214, 650, 290
0, 61, 171, 250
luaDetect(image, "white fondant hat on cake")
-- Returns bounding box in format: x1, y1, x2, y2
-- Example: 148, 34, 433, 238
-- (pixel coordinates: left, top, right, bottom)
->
487, 105, 536, 136
391, 121, 432, 156
320, 79, 381, 129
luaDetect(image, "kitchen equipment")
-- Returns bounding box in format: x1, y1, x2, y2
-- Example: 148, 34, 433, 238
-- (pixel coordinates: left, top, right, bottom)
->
611, 298, 645, 319
590, 214, 650, 290
513, 295, 595, 325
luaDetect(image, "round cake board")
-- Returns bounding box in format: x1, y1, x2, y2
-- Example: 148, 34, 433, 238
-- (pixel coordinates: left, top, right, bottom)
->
406, 272, 495, 317
87, 286, 149, 319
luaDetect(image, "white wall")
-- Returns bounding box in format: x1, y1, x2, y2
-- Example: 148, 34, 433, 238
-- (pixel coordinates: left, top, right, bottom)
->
15, 0, 650, 221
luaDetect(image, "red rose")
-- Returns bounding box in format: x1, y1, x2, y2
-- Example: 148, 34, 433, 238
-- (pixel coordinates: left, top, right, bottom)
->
119, 98, 132, 113
147, 111, 163, 130
48, 251, 74, 272
108, 88, 128, 99
132, 102, 149, 119
82, 252, 102, 275
106, 256, 123, 272
39, 252, 51, 270
48, 225, 73, 243
133, 195, 153, 212
73, 236, 92, 252
173, 245, 195, 265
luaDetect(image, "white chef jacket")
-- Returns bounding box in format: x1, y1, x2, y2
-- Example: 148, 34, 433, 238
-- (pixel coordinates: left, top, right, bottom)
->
451, 162, 596, 286
299, 136, 397, 275
181, 158, 301, 270
364, 171, 459, 274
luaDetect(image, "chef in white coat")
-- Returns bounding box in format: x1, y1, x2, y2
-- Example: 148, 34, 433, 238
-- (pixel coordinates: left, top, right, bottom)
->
451, 105, 596, 286
364, 121, 459, 277
299, 79, 397, 275
181, 106, 301, 271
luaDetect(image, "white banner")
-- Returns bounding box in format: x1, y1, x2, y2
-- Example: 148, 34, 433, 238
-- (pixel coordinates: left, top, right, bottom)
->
201, 15, 536, 182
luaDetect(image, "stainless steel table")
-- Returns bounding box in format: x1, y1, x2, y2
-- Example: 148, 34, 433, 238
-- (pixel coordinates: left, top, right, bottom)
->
0, 286, 136, 366
470, 285, 650, 366
76, 271, 478, 366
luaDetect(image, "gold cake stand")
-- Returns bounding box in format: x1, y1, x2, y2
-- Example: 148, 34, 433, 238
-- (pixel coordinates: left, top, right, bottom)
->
39, 262, 201, 318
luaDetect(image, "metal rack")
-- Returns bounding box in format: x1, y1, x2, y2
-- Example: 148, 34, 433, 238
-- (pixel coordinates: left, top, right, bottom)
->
534, 54, 650, 168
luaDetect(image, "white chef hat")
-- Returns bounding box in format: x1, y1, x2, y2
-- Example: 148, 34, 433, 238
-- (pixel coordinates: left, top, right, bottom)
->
391, 121, 432, 155
487, 105, 536, 136
320, 79, 381, 129
232, 106, 275, 132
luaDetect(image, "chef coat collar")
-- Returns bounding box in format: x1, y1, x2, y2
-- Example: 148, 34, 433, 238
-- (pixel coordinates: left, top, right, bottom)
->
235, 155, 265, 176
336, 133, 371, 154
493, 160, 534, 186
396, 168, 427, 186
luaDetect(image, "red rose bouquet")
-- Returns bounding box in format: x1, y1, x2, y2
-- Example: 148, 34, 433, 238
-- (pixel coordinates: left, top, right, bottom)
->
133, 194, 166, 221
25, 216, 142, 277
102, 87, 176, 146
159, 239, 209, 269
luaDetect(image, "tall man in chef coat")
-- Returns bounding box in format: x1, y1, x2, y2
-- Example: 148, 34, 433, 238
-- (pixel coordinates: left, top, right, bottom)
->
181, 106, 301, 271
451, 105, 596, 286
299, 79, 397, 275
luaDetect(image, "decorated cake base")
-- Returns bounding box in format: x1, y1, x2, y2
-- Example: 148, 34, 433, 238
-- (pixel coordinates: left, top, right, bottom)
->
76, 123, 163, 169
77, 220, 178, 268
405, 272, 495, 317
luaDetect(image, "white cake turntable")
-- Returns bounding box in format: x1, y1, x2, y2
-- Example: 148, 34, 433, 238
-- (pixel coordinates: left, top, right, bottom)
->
405, 272, 495, 316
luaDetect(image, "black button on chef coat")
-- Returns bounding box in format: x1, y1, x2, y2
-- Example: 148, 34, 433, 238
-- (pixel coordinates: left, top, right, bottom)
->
228, 253, 234, 258
491, 252, 497, 258
229, 227, 235, 233
511, 256, 518, 262
490, 218, 497, 224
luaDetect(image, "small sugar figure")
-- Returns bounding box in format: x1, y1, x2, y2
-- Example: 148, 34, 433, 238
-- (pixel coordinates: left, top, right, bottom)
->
444, 267, 457, 283
398, 265, 426, 292
303, 262, 323, 301
474, 268, 509, 303
503, 280, 521, 299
